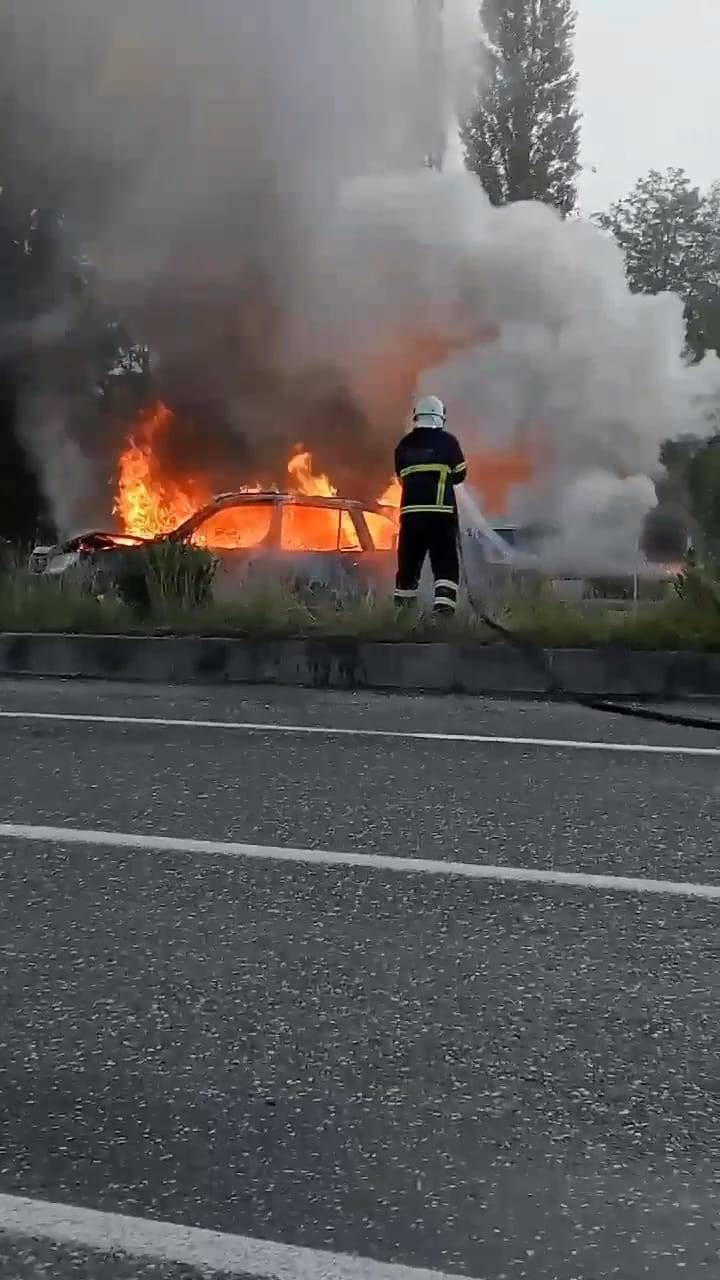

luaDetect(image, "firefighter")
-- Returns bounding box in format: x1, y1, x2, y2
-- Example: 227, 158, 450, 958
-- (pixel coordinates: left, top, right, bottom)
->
394, 395, 467, 614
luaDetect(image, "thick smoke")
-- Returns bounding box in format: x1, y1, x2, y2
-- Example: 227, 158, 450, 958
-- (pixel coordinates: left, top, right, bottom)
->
2, 0, 719, 562
1, 0, 441, 524
309, 167, 720, 568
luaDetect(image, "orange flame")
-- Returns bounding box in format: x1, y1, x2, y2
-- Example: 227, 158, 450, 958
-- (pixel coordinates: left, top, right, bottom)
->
377, 476, 401, 509
287, 448, 337, 498
115, 403, 541, 550
114, 402, 210, 538
286, 446, 361, 550
114, 406, 398, 553
365, 475, 401, 549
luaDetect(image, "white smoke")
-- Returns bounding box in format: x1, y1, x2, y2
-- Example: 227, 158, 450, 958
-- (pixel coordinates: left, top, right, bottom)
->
319, 169, 719, 559
21, 405, 98, 540
329, 168, 720, 565
1, 0, 718, 561
533, 472, 660, 574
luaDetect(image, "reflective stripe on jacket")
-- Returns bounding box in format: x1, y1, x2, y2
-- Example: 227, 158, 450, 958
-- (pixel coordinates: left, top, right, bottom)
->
394, 426, 467, 516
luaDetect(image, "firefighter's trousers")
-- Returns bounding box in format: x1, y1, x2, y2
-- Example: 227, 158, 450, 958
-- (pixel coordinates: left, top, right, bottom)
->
394, 512, 459, 613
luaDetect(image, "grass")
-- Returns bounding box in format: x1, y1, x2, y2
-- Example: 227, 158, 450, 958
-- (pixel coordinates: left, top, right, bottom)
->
507, 593, 720, 652
2, 560, 720, 650
0, 572, 482, 640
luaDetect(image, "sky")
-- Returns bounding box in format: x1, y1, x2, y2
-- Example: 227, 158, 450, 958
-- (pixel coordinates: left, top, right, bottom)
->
575, 0, 720, 213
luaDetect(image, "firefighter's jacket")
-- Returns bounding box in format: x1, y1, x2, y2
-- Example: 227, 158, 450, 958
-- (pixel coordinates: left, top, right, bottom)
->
394, 426, 467, 517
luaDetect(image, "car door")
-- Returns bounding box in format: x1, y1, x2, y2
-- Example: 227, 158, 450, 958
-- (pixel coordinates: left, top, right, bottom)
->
189, 502, 279, 599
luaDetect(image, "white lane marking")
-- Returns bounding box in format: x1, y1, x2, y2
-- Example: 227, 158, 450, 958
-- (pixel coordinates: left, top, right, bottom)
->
0, 708, 718, 757
2, 822, 720, 901
0, 1192, 469, 1280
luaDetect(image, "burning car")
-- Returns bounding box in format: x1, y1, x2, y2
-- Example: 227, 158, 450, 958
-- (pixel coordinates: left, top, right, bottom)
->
28, 399, 681, 604
28, 490, 399, 597
28, 402, 402, 597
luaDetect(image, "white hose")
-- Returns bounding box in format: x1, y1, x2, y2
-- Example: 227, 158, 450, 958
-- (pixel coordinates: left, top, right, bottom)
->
455, 487, 525, 565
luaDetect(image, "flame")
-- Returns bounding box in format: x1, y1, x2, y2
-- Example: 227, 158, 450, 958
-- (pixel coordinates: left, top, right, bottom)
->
286, 446, 362, 551
378, 476, 401, 509
114, 407, 397, 553
285, 448, 400, 550
287, 448, 337, 498
190, 505, 274, 551
114, 402, 209, 538
114, 403, 544, 553
364, 475, 401, 549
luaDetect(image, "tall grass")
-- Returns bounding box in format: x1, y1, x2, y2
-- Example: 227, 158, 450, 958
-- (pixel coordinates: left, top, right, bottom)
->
115, 542, 216, 618
1, 552, 719, 649
0, 570, 136, 634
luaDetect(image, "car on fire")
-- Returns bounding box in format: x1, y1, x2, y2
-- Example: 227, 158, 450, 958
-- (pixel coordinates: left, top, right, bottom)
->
28, 490, 400, 598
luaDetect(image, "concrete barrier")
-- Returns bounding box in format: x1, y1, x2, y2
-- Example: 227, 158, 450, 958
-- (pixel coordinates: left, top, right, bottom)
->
1, 632, 720, 699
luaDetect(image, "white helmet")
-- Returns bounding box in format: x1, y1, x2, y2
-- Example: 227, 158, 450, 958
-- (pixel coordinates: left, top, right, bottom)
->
413, 394, 446, 428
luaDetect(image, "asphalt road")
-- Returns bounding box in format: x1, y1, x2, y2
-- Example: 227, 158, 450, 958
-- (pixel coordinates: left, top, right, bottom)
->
0, 679, 719, 1279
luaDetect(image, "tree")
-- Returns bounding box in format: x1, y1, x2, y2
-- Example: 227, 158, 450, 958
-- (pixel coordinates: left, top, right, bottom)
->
650, 434, 720, 562
685, 440, 720, 558
0, 197, 52, 542
0, 185, 150, 542
0, 361, 52, 544
462, 0, 581, 213
598, 168, 720, 359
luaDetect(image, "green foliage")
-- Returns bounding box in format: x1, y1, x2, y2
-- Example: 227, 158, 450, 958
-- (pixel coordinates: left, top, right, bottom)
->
659, 435, 705, 478
685, 443, 720, 556
462, 0, 581, 212
599, 169, 710, 294
0, 366, 52, 543
639, 506, 689, 563
598, 168, 720, 359
0, 570, 134, 635
3, 560, 720, 651
675, 550, 720, 613
116, 543, 217, 618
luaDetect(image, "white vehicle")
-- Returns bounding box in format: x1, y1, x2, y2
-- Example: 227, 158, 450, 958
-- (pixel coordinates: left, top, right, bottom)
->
28, 492, 399, 598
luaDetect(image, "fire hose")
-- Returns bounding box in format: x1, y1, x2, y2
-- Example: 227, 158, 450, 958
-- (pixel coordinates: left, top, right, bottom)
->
456, 534, 720, 735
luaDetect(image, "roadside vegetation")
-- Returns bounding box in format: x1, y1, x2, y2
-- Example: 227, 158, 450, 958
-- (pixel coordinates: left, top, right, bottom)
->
1, 543, 720, 650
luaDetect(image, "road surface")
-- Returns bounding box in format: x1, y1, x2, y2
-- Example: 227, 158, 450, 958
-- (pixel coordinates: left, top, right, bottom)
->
0, 678, 718, 1279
